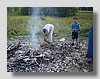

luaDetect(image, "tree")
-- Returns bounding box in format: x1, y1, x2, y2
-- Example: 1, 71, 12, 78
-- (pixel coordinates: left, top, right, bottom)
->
7, 7, 79, 17
79, 7, 93, 11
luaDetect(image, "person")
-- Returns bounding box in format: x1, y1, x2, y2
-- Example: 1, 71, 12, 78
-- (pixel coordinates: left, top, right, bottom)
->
43, 24, 54, 44
71, 17, 80, 46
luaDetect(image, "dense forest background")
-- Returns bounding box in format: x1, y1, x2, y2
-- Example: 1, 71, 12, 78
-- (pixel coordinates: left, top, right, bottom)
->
7, 7, 93, 17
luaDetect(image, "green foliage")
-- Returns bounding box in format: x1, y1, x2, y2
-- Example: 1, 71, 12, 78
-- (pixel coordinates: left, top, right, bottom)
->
7, 7, 79, 17
79, 7, 93, 11
57, 7, 79, 17
77, 11, 93, 36
7, 7, 92, 17
7, 7, 32, 16
7, 16, 30, 38
7, 11, 93, 38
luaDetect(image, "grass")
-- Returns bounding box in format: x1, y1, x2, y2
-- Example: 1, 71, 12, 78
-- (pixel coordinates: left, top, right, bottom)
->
7, 16, 29, 38
7, 11, 93, 38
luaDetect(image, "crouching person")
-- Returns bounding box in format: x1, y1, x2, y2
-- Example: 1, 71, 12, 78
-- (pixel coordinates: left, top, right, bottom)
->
43, 24, 54, 44
71, 17, 80, 46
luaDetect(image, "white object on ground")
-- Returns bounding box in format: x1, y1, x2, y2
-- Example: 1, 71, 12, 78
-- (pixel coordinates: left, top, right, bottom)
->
59, 38, 65, 42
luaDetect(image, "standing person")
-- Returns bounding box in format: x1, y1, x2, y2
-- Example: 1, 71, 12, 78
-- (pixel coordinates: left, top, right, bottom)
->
43, 24, 54, 44
71, 17, 80, 46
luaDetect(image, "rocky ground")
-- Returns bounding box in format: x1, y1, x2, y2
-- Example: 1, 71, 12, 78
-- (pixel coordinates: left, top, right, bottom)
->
7, 35, 93, 72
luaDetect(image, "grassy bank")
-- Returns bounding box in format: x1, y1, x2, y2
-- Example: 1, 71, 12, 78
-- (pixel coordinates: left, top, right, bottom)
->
7, 11, 93, 38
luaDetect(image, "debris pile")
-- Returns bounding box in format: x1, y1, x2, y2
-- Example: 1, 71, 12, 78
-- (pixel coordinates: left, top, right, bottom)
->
7, 36, 93, 72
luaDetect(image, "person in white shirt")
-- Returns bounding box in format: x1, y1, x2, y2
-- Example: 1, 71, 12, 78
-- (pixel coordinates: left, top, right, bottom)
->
43, 24, 54, 43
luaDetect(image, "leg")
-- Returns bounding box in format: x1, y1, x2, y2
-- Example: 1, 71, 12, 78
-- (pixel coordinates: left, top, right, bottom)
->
48, 27, 54, 43
75, 32, 78, 46
72, 32, 75, 46
72, 38, 74, 46
76, 38, 78, 43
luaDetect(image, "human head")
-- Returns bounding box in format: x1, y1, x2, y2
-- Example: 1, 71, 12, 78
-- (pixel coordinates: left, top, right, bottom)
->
43, 29, 48, 35
73, 17, 78, 23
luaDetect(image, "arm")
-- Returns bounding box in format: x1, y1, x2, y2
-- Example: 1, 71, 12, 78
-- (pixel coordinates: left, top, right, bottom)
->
44, 32, 49, 42
71, 24, 75, 31
78, 24, 80, 31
